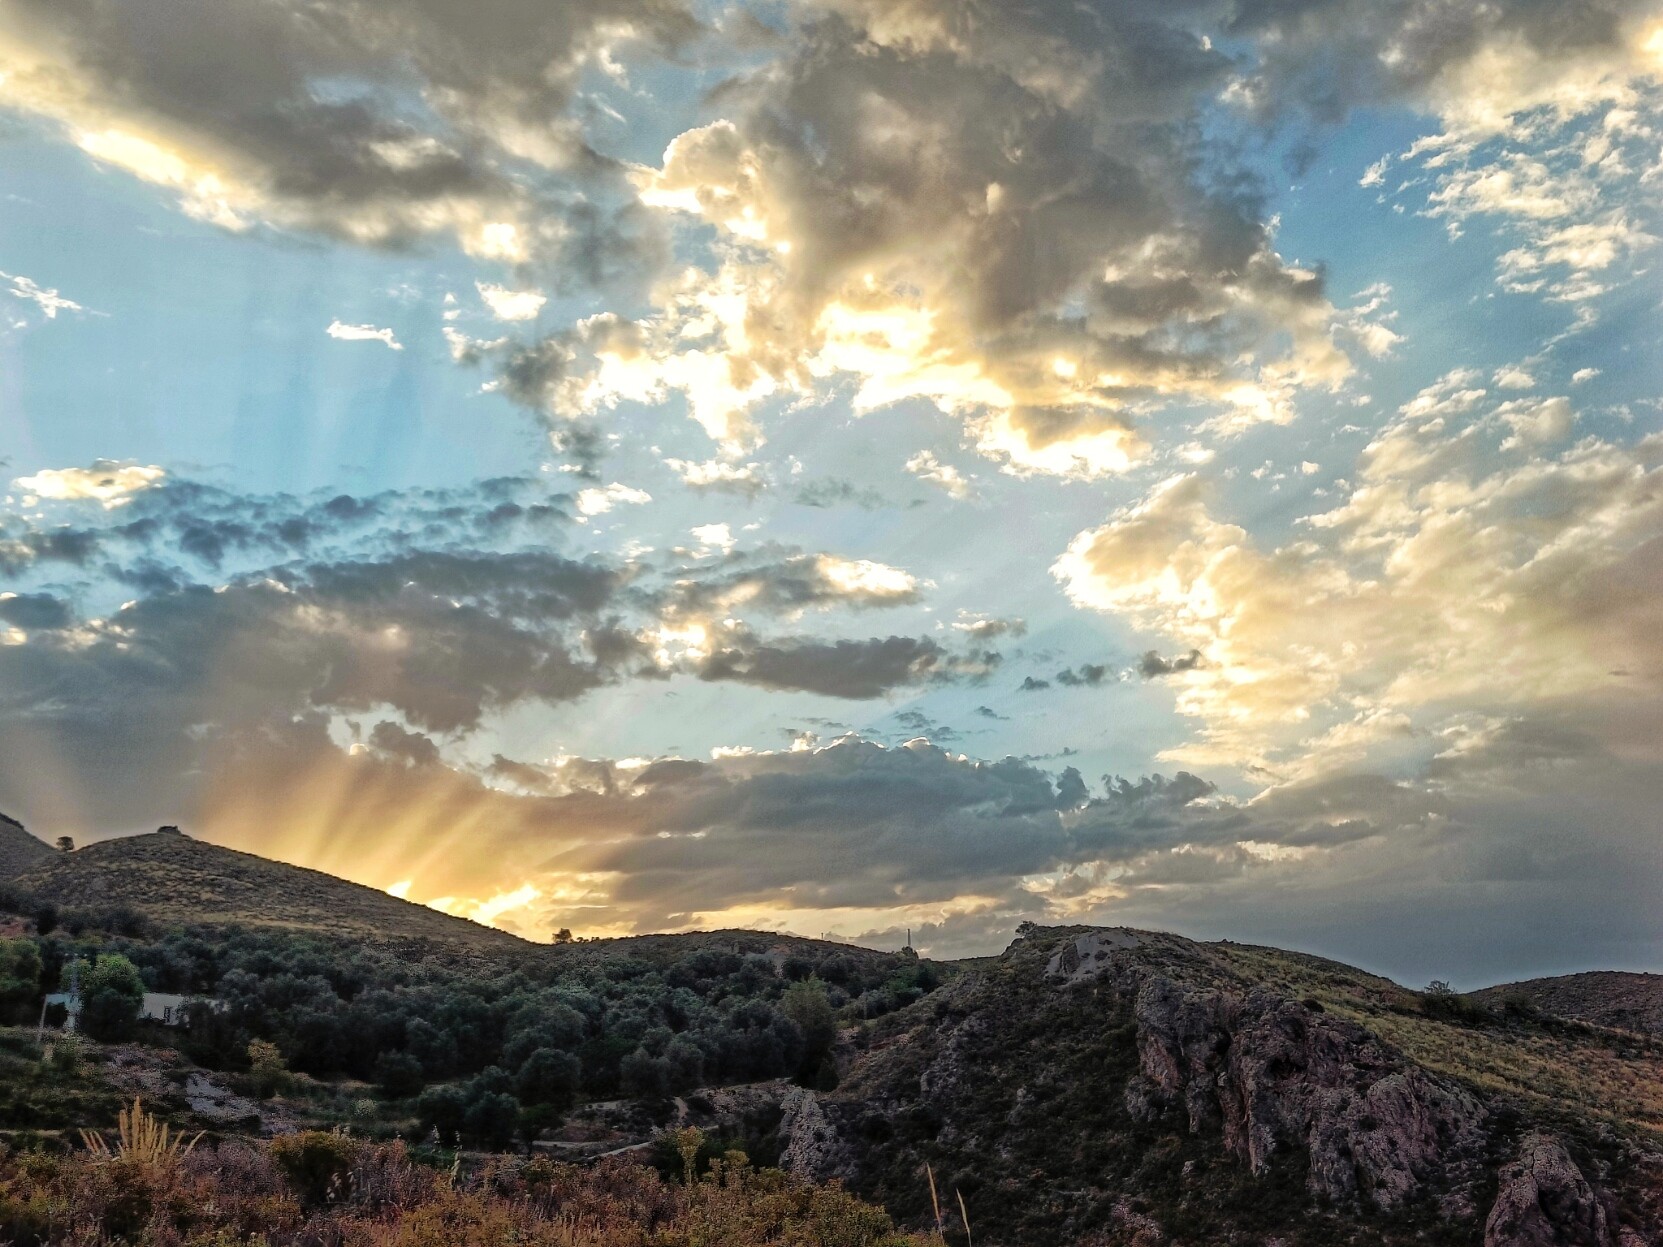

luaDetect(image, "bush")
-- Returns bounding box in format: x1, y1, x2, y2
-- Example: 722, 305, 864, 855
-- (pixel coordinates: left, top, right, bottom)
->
416, 1084, 466, 1143
269, 1130, 359, 1207
247, 1038, 290, 1098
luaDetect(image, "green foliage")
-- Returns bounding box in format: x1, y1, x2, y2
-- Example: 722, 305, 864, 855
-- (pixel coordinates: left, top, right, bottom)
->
516, 1047, 580, 1109
464, 1090, 521, 1149
376, 1049, 426, 1099
416, 1084, 466, 1142
0, 937, 41, 1008
247, 1037, 289, 1098
269, 1129, 358, 1207
80, 953, 145, 1041
781, 978, 837, 1084
1420, 983, 1492, 1026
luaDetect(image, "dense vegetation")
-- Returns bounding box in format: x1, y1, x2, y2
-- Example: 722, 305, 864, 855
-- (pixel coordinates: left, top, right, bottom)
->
0, 1107, 935, 1247
0, 886, 944, 1148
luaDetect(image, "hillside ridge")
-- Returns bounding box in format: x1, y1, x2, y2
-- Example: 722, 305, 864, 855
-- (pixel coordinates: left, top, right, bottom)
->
1474, 970, 1663, 1038
0, 810, 55, 880
14, 826, 530, 951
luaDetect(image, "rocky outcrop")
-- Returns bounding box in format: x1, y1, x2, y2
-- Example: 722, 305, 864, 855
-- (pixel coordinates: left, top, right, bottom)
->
1047, 930, 1490, 1212
779, 1088, 859, 1183
1484, 1135, 1617, 1247
1129, 974, 1487, 1209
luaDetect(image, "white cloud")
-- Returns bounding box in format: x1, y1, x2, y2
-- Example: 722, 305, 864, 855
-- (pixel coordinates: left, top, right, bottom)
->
327, 320, 403, 351
1054, 375, 1663, 779
689, 522, 736, 554
476, 282, 548, 321
575, 481, 652, 516
905, 450, 973, 499
665, 457, 768, 497
1572, 366, 1603, 384
1, 270, 86, 321
14, 461, 166, 508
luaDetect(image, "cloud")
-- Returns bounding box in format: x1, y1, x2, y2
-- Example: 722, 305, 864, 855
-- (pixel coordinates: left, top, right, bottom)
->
0, 0, 699, 269
791, 478, 888, 510
951, 614, 1026, 641
666, 458, 768, 498
476, 283, 547, 322
1, 270, 87, 321
327, 320, 403, 350
546, 0, 1397, 473
574, 481, 651, 516
0, 473, 1004, 840
1055, 373, 1663, 777
1138, 650, 1204, 679
1056, 663, 1114, 687
905, 451, 973, 500
14, 461, 166, 508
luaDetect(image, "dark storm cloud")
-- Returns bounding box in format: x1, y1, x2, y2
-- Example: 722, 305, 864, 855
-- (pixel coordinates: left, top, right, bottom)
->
0, 592, 72, 631
791, 479, 889, 511
694, 632, 994, 699
1139, 648, 1205, 678
650, 548, 921, 619
367, 721, 444, 769
1056, 663, 1114, 687
892, 709, 960, 742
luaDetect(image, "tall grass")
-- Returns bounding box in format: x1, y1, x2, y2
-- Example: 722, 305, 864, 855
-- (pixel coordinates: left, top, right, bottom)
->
0, 1120, 935, 1246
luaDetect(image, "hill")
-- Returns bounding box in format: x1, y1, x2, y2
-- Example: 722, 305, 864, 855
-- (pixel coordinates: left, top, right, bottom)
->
765, 926, 1663, 1246
13, 826, 529, 952
0, 811, 54, 879
1474, 970, 1663, 1038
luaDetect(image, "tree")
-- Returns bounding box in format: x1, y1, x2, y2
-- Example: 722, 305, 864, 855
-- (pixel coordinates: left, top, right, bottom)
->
553, 928, 575, 944
375, 1050, 425, 1099
0, 938, 41, 1008
80, 954, 144, 1041
464, 1091, 520, 1149
781, 979, 837, 1084
620, 1047, 667, 1099
516, 1048, 580, 1109
54, 836, 74, 853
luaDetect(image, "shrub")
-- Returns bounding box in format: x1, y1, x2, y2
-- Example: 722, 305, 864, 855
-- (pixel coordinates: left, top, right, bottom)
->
269, 1129, 359, 1207
247, 1038, 290, 1098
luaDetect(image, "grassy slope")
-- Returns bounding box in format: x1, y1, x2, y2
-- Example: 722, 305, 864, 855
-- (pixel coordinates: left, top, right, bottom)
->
0, 813, 55, 880
15, 830, 529, 953
1209, 941, 1663, 1134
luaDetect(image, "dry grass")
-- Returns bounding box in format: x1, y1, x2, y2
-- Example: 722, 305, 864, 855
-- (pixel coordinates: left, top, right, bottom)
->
14, 831, 525, 952
1210, 941, 1663, 1135
78, 1100, 201, 1166
0, 1124, 936, 1246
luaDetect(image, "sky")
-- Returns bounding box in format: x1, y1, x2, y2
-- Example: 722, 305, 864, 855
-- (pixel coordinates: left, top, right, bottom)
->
2, 0, 1663, 986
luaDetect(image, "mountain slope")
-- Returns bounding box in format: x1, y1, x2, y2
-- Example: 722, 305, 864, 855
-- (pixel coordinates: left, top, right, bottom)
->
1474, 971, 1663, 1038
14, 827, 528, 952
0, 812, 54, 879
772, 926, 1663, 1246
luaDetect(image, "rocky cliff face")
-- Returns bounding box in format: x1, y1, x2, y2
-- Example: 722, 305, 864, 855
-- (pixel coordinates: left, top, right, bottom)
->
1483, 1134, 1618, 1247
773, 926, 1661, 1247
